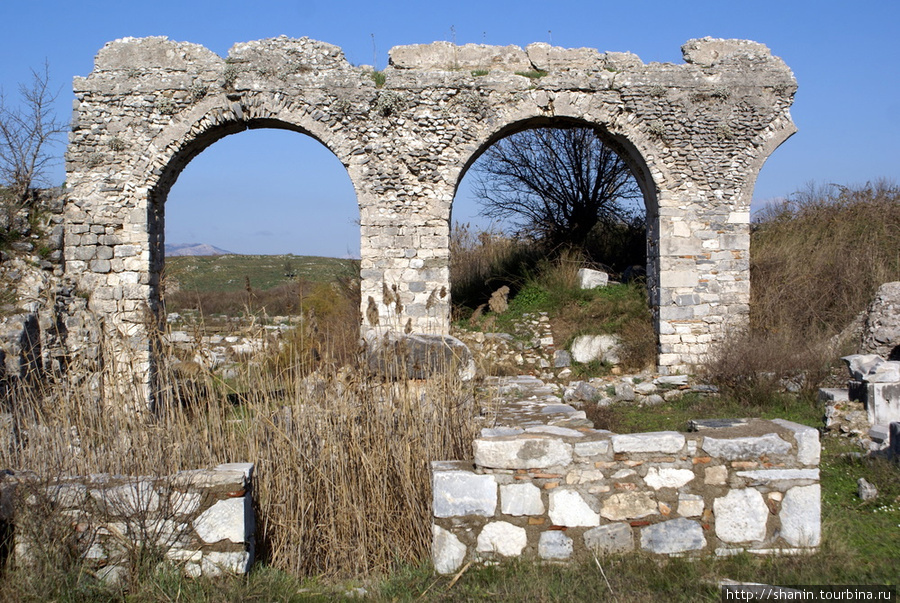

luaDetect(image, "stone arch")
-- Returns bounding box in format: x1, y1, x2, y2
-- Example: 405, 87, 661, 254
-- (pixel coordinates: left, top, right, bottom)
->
448, 111, 664, 345
132, 96, 363, 317
452, 102, 663, 216
65, 35, 797, 402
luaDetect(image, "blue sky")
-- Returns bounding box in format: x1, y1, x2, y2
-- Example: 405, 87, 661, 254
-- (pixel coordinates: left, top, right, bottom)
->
1, 0, 897, 257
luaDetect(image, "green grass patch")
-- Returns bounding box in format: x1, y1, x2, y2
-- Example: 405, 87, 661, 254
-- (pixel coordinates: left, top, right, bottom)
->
165, 254, 357, 293
587, 390, 822, 434
515, 69, 548, 79
370, 70, 386, 88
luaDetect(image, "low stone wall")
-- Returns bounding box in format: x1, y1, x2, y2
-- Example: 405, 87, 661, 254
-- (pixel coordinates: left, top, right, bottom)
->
12, 463, 255, 579
432, 409, 820, 573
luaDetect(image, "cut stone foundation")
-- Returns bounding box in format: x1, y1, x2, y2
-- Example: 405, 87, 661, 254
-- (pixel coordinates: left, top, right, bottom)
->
432, 378, 820, 573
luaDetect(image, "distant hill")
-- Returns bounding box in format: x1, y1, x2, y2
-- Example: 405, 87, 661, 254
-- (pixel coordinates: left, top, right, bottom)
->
165, 243, 234, 257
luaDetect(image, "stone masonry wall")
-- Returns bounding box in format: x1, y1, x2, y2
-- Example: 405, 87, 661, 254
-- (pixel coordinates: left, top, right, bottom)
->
65, 36, 797, 400
432, 386, 819, 573
12, 463, 255, 579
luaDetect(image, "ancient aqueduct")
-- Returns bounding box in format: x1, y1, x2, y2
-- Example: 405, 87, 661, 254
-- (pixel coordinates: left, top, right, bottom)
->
64, 36, 796, 399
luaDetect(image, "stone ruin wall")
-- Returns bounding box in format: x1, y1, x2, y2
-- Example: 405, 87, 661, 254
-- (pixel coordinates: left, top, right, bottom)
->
8, 463, 255, 579
62, 35, 797, 400
433, 418, 821, 572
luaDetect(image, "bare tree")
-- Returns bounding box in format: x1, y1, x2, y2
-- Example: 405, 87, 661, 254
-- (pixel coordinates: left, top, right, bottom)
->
471, 126, 643, 250
0, 63, 65, 212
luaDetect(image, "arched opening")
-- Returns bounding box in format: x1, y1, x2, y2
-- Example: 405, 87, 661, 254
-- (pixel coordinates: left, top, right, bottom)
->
147, 123, 360, 389
450, 116, 660, 375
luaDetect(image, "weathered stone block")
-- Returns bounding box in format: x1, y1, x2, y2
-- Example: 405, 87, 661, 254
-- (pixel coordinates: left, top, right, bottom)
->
677, 493, 704, 517
584, 522, 634, 554
867, 383, 900, 425
735, 469, 819, 486
433, 524, 467, 574
640, 518, 706, 554
644, 467, 695, 490
538, 530, 573, 560
549, 489, 600, 527
476, 521, 527, 557
525, 43, 603, 70
701, 433, 791, 460
433, 470, 497, 517
600, 491, 657, 521
611, 432, 685, 454
474, 435, 572, 469
390, 41, 531, 71
500, 483, 544, 516
780, 484, 820, 547
193, 495, 252, 544
570, 334, 620, 364
714, 489, 768, 543
576, 268, 608, 289
201, 551, 251, 577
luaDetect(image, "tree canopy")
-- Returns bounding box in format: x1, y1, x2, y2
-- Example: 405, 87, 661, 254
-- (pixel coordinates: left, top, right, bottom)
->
471, 126, 643, 250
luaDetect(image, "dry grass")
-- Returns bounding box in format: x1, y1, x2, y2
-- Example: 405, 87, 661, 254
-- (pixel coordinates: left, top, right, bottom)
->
705, 181, 900, 394
750, 180, 900, 337
1, 317, 481, 588
449, 222, 537, 317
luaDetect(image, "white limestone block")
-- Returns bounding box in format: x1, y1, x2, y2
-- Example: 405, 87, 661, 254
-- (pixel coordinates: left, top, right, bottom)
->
584, 522, 634, 554
735, 469, 819, 486
433, 525, 467, 574
193, 495, 251, 544
433, 470, 497, 517
539, 530, 574, 560
640, 518, 706, 554
574, 439, 610, 457
714, 489, 768, 543
549, 489, 600, 527
500, 483, 544, 516
570, 334, 620, 364
476, 521, 527, 557
780, 484, 821, 547
201, 551, 251, 576
474, 436, 572, 469
577, 268, 608, 289
702, 433, 791, 460
611, 432, 685, 454
644, 467, 695, 490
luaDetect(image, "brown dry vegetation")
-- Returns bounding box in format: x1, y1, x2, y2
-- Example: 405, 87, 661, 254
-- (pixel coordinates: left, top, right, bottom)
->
0, 313, 482, 597
705, 181, 900, 395
448, 222, 537, 319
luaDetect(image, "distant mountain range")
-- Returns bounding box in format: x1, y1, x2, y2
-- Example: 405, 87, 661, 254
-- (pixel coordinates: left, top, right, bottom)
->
165, 243, 234, 257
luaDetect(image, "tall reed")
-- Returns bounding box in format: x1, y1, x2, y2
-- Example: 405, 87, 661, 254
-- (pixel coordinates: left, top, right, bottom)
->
2, 318, 481, 581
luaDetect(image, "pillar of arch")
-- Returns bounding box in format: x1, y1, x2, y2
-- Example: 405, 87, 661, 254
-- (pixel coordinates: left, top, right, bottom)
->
65, 36, 796, 403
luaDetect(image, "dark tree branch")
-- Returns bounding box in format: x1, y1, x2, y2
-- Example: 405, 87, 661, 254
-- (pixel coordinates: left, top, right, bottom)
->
472, 127, 642, 249
0, 62, 65, 206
